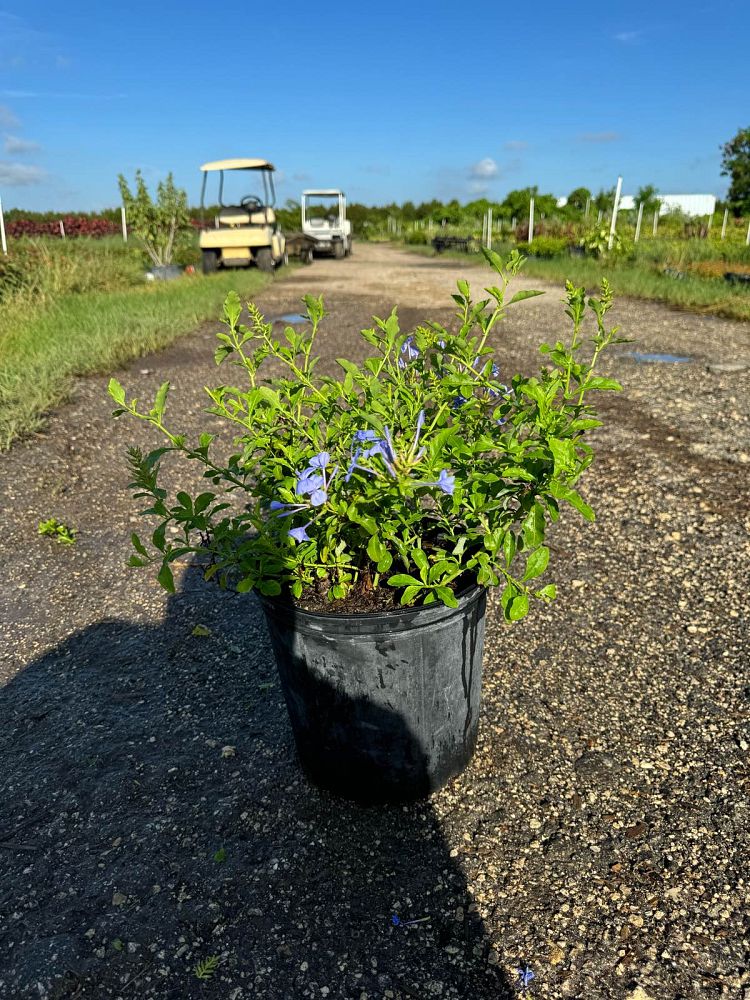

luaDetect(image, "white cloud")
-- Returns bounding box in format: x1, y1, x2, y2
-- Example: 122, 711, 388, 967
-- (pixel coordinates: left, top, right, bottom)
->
0, 161, 46, 186
469, 157, 499, 179
578, 131, 621, 143
614, 30, 639, 42
4, 134, 40, 153
0, 103, 19, 127
503, 140, 528, 151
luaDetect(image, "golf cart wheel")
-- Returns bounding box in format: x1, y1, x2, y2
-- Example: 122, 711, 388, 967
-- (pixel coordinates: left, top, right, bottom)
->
256, 248, 274, 272
333, 241, 345, 259
303, 248, 314, 265
202, 250, 218, 274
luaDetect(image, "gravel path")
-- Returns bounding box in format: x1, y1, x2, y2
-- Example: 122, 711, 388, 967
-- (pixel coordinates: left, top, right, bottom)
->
1, 244, 748, 999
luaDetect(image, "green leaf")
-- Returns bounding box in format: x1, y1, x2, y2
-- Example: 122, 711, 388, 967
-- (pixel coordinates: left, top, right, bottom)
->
213, 847, 227, 863
400, 585, 421, 605
537, 584, 557, 601
508, 289, 544, 305
223, 290, 242, 326
108, 378, 126, 406
522, 503, 545, 548
522, 545, 549, 581
259, 580, 282, 596
131, 532, 148, 557
150, 381, 170, 421
236, 577, 255, 593
508, 594, 529, 621
367, 535, 386, 563
435, 586, 459, 608
157, 562, 175, 593
387, 573, 422, 587
410, 547, 428, 578
586, 377, 622, 391
191, 624, 212, 637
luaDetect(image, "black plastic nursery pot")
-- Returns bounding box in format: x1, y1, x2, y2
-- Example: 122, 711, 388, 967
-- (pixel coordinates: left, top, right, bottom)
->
261, 586, 487, 803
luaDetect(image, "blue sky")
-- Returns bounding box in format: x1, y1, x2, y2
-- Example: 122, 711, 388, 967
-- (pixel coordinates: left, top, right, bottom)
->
0, 0, 746, 211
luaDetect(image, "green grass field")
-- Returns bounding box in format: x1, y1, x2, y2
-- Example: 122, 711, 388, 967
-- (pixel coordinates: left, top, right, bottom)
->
404, 243, 750, 322
0, 267, 270, 450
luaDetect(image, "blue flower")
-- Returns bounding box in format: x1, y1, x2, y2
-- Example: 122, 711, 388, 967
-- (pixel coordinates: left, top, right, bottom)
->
423, 469, 455, 496
305, 451, 330, 470
398, 336, 420, 368
516, 966, 535, 990
296, 471, 325, 496
451, 394, 469, 410
269, 499, 306, 518
289, 523, 312, 543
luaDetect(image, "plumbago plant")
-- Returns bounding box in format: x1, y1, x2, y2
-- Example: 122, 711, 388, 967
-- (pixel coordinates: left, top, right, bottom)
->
109, 250, 623, 620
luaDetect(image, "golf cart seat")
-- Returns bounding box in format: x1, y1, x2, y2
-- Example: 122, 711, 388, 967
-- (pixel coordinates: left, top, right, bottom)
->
249, 207, 275, 225
218, 207, 252, 227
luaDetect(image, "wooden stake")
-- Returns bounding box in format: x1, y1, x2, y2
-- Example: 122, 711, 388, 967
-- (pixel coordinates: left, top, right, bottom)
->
59, 219, 65, 239
528, 198, 534, 244
634, 202, 644, 242
652, 209, 659, 236
721, 208, 728, 240
608, 176, 622, 250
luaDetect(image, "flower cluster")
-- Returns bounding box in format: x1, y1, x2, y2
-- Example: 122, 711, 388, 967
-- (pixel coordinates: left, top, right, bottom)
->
112, 250, 622, 615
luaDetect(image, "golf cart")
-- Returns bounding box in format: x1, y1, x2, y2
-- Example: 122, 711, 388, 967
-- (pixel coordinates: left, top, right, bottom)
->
301, 189, 352, 258
199, 158, 286, 273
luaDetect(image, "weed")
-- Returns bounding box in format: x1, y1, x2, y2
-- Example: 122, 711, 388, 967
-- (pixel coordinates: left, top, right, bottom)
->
38, 517, 76, 544
194, 955, 220, 980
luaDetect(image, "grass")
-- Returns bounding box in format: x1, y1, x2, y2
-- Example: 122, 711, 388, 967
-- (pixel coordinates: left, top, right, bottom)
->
403, 243, 750, 322
0, 267, 270, 449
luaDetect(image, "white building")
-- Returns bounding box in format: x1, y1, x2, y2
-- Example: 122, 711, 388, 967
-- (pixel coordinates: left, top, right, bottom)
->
657, 194, 716, 217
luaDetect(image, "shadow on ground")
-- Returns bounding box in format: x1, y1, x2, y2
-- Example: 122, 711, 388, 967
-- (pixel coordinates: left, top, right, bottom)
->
0, 576, 515, 999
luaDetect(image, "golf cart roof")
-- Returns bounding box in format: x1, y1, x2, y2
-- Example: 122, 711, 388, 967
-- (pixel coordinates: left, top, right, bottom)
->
302, 189, 344, 197
201, 158, 275, 172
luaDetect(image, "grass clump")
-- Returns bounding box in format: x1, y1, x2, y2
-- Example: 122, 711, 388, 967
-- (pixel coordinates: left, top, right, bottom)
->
0, 240, 270, 449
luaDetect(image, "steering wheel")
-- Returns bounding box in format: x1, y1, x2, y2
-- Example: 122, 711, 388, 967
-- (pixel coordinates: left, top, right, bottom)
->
240, 195, 264, 211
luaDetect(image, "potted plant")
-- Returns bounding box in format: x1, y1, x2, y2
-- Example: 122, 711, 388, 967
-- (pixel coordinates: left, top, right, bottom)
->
117, 169, 190, 279
109, 250, 623, 802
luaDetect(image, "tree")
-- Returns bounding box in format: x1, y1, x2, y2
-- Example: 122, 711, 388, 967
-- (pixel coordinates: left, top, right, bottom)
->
567, 187, 592, 212
635, 184, 660, 214
720, 126, 750, 216
117, 170, 189, 267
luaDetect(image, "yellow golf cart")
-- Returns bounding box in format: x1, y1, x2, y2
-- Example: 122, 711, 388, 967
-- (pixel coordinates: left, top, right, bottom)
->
198, 158, 286, 274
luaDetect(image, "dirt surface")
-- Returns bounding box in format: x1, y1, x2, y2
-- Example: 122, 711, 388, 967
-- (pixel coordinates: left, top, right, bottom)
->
1, 243, 749, 1000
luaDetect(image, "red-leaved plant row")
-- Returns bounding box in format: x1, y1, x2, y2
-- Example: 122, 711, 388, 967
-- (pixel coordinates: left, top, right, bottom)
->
6, 216, 120, 238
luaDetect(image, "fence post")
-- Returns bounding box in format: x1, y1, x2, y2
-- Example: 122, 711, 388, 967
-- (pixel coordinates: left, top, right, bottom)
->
0, 195, 7, 255
121, 205, 128, 241
721, 208, 728, 240
59, 219, 66, 239
597, 209, 603, 224
634, 201, 644, 242
584, 196, 590, 219
511, 216, 516, 230
486, 207, 493, 250
706, 212, 713, 238
607, 176, 622, 251
746, 218, 750, 246
652, 209, 659, 237
528, 198, 534, 244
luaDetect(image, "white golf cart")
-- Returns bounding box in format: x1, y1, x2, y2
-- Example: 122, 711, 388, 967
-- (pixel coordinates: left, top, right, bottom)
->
199, 158, 286, 273
301, 189, 352, 258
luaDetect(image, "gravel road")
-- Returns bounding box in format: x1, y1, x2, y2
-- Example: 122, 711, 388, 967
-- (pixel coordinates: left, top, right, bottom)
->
1, 243, 748, 999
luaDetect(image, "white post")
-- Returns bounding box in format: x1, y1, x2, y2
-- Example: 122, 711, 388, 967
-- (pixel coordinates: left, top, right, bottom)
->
528, 198, 534, 244
597, 209, 603, 224
721, 208, 728, 240
487, 206, 493, 250
584, 196, 591, 219
652, 209, 659, 236
608, 176, 622, 250
59, 219, 66, 239
482, 211, 487, 246
121, 204, 128, 241
0, 195, 7, 255
746, 218, 750, 246
706, 212, 713, 237
634, 201, 644, 242
511, 215, 516, 230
